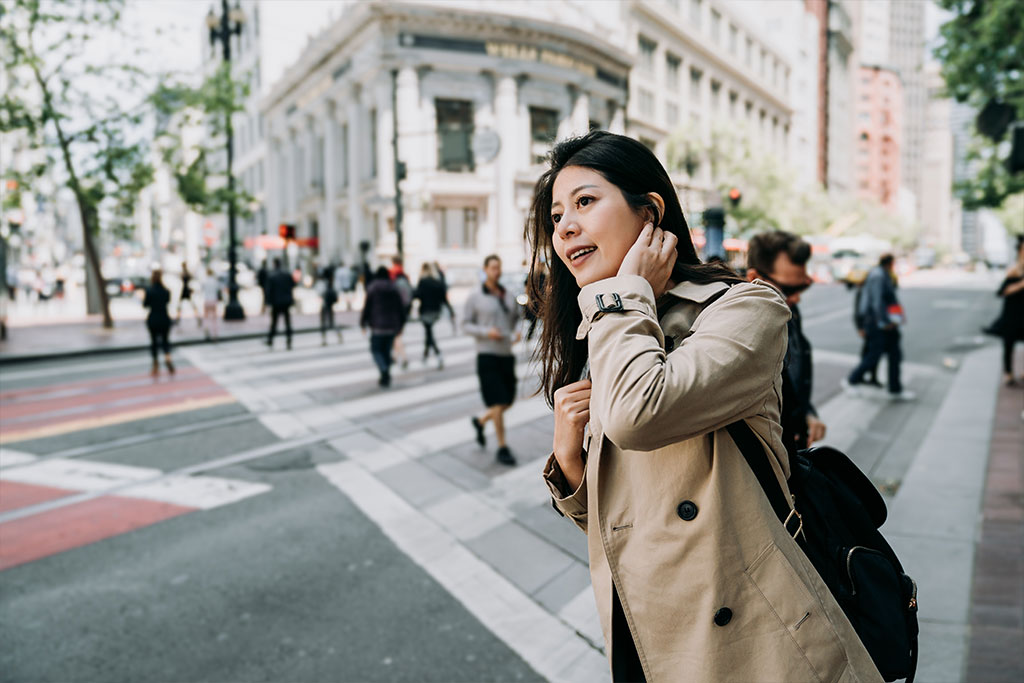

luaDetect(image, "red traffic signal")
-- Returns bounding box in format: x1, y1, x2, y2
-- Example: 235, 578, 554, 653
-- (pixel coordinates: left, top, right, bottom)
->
278, 223, 296, 240
728, 187, 741, 206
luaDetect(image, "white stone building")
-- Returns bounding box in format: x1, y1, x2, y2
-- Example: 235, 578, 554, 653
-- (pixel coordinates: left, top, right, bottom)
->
260, 0, 794, 276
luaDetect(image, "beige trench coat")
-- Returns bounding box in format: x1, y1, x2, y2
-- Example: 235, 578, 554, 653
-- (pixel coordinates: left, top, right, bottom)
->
544, 274, 882, 683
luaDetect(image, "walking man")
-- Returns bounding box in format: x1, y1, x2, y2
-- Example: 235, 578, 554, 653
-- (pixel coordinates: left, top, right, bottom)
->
360, 266, 405, 387
266, 257, 295, 350
746, 231, 825, 455
464, 254, 521, 466
843, 254, 915, 400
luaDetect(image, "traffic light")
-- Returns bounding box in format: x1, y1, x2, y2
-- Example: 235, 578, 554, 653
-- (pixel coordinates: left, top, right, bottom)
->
1008, 124, 1024, 174
728, 187, 742, 207
278, 223, 296, 240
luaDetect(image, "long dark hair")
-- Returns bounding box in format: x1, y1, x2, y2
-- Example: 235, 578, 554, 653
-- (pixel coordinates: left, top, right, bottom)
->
525, 130, 743, 406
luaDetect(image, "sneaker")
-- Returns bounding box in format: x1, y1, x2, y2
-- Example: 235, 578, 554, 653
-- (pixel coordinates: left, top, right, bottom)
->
496, 446, 517, 466
471, 416, 486, 446
840, 378, 861, 397
379, 373, 391, 388
889, 390, 917, 401
436, 356, 444, 371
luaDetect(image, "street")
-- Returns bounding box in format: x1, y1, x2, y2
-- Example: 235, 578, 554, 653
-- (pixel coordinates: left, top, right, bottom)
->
0, 278, 1015, 682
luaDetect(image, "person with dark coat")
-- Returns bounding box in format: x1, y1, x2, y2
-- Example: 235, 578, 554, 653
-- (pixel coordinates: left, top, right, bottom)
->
996, 239, 1024, 386
413, 263, 454, 368
143, 269, 175, 376
257, 259, 270, 313
746, 231, 823, 455
319, 263, 341, 346
360, 266, 406, 387
265, 257, 296, 350
176, 261, 201, 326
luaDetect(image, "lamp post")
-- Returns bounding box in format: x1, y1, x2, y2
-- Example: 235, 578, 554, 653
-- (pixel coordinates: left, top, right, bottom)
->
206, 0, 246, 320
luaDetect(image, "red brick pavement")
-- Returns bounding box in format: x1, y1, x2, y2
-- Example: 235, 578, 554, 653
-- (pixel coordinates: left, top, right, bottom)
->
966, 382, 1024, 683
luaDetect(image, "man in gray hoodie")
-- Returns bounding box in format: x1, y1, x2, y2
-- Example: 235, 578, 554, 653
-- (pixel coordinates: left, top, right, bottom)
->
464, 254, 521, 466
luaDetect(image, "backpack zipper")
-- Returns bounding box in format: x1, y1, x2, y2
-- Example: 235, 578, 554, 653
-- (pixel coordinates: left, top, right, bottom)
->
846, 546, 868, 596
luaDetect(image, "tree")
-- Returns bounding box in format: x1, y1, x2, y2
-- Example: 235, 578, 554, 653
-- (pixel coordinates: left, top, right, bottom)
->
150, 62, 254, 238
0, 0, 154, 327
934, 0, 1024, 209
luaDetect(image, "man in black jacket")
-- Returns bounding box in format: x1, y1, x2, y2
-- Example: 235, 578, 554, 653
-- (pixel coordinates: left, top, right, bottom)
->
747, 231, 824, 456
266, 257, 295, 350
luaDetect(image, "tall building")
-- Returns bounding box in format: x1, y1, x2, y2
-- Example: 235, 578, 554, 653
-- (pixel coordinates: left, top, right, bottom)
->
920, 62, 959, 254
804, 0, 855, 193
951, 100, 981, 257
854, 65, 902, 211
888, 0, 926, 224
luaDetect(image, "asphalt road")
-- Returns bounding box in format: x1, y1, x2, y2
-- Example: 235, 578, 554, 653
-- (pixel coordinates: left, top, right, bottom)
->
0, 277, 1007, 683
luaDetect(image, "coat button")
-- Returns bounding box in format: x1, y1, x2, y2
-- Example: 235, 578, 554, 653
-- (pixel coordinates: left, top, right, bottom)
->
714, 607, 733, 626
676, 500, 698, 521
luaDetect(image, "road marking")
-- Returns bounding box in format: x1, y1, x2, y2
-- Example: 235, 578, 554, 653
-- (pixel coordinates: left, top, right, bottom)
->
317, 460, 607, 683
0, 394, 236, 445
0, 448, 37, 467
0, 356, 154, 382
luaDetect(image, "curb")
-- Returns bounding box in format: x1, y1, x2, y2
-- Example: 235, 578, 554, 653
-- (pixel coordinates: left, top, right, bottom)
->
0, 325, 345, 366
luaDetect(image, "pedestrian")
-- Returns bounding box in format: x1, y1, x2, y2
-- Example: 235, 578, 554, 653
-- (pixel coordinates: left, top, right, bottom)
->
842, 254, 915, 400
265, 257, 295, 350
143, 268, 175, 376
176, 261, 202, 327
532, 131, 882, 682
746, 231, 826, 455
360, 265, 405, 387
201, 266, 221, 340
319, 262, 342, 346
334, 260, 358, 311
390, 257, 413, 370
995, 239, 1024, 386
257, 259, 270, 313
432, 261, 458, 333
413, 263, 452, 369
852, 277, 883, 387
464, 254, 521, 466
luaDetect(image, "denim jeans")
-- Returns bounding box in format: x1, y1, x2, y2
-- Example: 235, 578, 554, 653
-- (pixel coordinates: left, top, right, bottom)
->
849, 327, 902, 394
369, 333, 395, 379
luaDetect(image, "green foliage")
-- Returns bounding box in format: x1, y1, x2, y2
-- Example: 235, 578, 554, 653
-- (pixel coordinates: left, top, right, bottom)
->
151, 63, 254, 218
935, 0, 1024, 208
0, 0, 157, 325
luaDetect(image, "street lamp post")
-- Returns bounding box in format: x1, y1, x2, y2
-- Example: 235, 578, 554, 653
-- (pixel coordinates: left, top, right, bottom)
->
207, 0, 246, 320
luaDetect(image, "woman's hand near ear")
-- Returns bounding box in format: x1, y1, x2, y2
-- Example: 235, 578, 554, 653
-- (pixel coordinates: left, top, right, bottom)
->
618, 223, 678, 298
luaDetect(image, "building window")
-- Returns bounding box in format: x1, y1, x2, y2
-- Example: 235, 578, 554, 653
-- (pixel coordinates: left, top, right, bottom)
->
638, 88, 655, 118
760, 49, 768, 76
438, 207, 479, 249
690, 0, 702, 28
369, 109, 378, 178
728, 90, 738, 118
337, 122, 348, 189
436, 99, 474, 172
666, 53, 681, 91
711, 9, 721, 43
745, 100, 753, 119
639, 136, 657, 151
689, 67, 702, 102
666, 102, 679, 126
638, 35, 657, 71
745, 38, 753, 66
711, 80, 721, 110
729, 25, 738, 54
529, 106, 559, 163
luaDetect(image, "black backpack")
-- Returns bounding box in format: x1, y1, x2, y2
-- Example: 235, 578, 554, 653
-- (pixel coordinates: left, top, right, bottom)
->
727, 421, 919, 682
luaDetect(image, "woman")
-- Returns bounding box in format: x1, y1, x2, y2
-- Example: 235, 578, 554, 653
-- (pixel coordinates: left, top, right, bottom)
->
360, 266, 405, 387
201, 267, 221, 341
143, 269, 175, 376
996, 239, 1024, 386
532, 132, 881, 682
176, 261, 201, 326
319, 262, 342, 346
413, 263, 453, 369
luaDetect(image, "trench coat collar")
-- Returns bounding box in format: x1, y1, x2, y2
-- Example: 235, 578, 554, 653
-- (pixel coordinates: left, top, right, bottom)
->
660, 279, 732, 304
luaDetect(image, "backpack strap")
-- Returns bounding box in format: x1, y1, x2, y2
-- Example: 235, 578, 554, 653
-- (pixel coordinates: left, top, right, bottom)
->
726, 420, 803, 540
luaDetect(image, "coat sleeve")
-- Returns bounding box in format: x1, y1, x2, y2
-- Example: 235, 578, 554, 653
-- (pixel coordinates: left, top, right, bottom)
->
542, 453, 588, 533
360, 290, 372, 328
579, 275, 790, 452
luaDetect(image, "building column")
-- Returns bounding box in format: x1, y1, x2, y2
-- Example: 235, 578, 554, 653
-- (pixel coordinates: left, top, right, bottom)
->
321, 102, 337, 261
374, 76, 394, 208
394, 65, 424, 265
495, 73, 520, 260
609, 100, 626, 134
571, 86, 590, 136
265, 134, 281, 235
346, 86, 364, 254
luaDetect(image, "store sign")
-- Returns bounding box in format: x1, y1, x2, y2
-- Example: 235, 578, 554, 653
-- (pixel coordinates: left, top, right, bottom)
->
484, 41, 597, 78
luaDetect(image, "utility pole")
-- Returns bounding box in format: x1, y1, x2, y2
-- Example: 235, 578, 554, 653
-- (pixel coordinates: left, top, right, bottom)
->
390, 69, 405, 262
206, 0, 246, 320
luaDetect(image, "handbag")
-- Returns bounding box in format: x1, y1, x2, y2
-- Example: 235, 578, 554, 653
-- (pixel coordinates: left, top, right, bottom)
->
727, 421, 919, 682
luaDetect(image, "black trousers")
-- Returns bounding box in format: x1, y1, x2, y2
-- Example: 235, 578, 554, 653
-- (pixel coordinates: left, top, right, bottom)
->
849, 327, 902, 393
268, 305, 292, 345
1004, 335, 1021, 374
422, 321, 441, 358
320, 304, 335, 335
147, 323, 171, 360
611, 587, 646, 682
